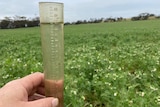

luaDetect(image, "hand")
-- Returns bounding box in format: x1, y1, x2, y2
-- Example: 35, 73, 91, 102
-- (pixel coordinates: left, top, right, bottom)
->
0, 72, 58, 107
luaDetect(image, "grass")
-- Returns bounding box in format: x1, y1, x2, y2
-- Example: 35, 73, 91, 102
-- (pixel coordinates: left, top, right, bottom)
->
1, 19, 160, 106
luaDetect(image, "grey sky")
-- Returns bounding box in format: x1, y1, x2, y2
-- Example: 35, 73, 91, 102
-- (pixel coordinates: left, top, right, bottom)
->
0, 0, 160, 22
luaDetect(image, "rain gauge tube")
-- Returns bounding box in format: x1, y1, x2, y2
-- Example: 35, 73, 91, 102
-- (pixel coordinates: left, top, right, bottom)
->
39, 2, 64, 107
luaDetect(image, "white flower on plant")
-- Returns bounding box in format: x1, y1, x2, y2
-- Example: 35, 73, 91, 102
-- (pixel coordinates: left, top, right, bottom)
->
105, 82, 111, 86
71, 90, 77, 95
23, 64, 27, 67
151, 68, 157, 72
150, 85, 158, 91
136, 92, 145, 97
129, 100, 133, 105
81, 96, 85, 100
87, 62, 91, 65
141, 92, 145, 97
114, 92, 118, 96
17, 58, 21, 62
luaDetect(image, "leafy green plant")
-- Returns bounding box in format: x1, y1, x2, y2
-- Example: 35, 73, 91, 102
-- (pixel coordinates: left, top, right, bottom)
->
1, 19, 160, 106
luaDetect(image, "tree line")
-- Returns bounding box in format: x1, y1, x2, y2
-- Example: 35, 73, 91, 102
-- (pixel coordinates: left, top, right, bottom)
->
0, 13, 160, 29
65, 17, 123, 25
65, 13, 160, 25
0, 16, 39, 29
131, 13, 160, 21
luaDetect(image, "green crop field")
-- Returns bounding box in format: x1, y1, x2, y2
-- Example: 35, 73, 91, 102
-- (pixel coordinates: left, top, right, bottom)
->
1, 19, 160, 107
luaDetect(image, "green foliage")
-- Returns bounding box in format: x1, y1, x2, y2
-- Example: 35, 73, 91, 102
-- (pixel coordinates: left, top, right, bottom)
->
1, 20, 160, 106
0, 28, 42, 86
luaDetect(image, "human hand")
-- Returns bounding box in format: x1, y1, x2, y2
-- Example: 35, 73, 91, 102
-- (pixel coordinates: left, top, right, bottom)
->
0, 72, 58, 107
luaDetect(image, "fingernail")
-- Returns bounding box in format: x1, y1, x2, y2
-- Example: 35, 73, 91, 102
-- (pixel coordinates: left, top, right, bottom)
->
52, 98, 59, 107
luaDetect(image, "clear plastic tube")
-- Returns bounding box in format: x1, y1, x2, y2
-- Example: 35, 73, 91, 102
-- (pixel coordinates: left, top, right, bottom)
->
39, 2, 64, 107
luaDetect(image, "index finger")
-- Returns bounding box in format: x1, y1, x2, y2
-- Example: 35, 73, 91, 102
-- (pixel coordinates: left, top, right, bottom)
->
18, 72, 44, 95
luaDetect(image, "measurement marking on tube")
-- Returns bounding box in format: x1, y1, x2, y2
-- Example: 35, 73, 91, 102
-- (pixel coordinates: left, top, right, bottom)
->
50, 24, 59, 74
49, 6, 59, 22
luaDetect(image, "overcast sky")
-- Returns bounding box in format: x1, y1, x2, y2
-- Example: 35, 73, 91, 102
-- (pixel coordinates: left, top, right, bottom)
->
0, 0, 160, 22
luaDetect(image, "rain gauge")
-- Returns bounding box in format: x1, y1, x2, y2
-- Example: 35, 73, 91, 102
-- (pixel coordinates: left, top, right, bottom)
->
39, 2, 64, 107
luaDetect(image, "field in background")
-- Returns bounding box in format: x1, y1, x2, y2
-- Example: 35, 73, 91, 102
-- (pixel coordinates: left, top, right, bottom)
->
0, 19, 160, 106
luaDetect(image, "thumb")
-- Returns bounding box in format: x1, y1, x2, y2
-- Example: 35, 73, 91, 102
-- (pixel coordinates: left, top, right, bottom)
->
26, 97, 59, 107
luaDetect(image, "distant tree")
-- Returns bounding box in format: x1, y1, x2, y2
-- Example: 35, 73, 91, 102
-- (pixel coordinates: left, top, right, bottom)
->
11, 15, 27, 28
117, 17, 123, 21
64, 22, 71, 25
88, 18, 96, 23
138, 13, 149, 20
94, 18, 104, 23
0, 20, 10, 29
14, 20, 27, 28
0, 17, 14, 29
28, 16, 40, 27
149, 14, 155, 17
131, 13, 152, 21
106, 18, 116, 22
131, 16, 140, 21
75, 20, 83, 24
83, 20, 87, 24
